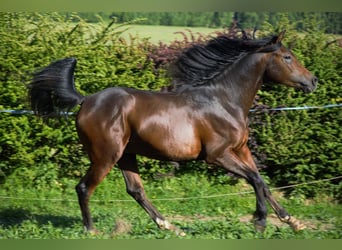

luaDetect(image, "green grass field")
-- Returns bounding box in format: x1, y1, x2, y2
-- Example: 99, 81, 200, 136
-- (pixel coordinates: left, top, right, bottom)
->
109, 24, 326, 44
0, 171, 341, 239
116, 24, 223, 44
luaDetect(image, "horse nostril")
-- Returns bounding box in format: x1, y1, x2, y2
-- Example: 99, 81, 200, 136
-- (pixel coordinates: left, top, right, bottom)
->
312, 77, 318, 86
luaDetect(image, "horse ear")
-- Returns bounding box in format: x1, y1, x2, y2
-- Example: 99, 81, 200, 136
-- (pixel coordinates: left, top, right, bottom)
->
275, 30, 286, 43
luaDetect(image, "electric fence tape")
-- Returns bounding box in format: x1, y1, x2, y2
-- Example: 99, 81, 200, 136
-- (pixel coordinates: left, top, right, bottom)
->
1, 103, 342, 115
0, 176, 340, 203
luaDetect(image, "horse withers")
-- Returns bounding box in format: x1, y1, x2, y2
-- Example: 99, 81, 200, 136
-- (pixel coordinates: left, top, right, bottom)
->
28, 31, 317, 235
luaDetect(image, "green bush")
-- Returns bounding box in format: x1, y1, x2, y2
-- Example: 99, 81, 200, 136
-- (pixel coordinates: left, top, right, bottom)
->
0, 13, 167, 184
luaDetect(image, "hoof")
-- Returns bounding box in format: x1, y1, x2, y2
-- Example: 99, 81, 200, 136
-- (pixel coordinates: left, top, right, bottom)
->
156, 218, 186, 236
281, 216, 306, 231
289, 217, 306, 231
252, 216, 266, 233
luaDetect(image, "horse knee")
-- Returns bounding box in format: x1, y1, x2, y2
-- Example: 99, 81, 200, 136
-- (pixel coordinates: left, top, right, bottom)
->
126, 186, 145, 201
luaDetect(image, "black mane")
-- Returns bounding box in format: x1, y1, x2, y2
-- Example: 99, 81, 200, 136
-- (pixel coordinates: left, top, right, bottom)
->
169, 34, 281, 90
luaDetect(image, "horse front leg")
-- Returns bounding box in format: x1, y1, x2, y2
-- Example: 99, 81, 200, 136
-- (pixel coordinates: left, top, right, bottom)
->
210, 144, 306, 232
118, 153, 186, 236
263, 187, 306, 230
209, 147, 268, 231
238, 144, 306, 230
247, 171, 306, 231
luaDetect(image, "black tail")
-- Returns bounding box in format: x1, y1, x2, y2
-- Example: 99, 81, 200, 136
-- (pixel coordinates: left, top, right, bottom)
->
28, 57, 84, 117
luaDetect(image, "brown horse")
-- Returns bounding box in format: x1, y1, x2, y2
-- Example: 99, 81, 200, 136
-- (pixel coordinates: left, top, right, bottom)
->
29, 31, 318, 235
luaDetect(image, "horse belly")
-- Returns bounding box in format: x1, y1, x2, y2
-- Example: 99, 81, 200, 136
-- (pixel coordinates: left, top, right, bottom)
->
127, 124, 201, 161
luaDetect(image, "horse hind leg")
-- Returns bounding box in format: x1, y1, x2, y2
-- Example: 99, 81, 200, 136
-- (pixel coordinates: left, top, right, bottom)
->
118, 153, 186, 236
75, 141, 124, 234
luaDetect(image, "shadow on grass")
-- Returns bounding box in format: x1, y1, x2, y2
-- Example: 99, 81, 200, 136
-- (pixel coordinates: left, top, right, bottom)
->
0, 207, 80, 229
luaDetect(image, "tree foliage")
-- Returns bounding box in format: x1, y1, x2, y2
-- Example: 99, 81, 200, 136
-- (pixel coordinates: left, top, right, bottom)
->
92, 12, 342, 34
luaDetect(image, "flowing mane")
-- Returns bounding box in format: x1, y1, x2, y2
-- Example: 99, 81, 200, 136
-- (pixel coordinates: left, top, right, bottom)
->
169, 34, 281, 90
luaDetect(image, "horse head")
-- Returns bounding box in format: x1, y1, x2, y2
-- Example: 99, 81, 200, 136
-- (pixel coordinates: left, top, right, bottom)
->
263, 30, 318, 93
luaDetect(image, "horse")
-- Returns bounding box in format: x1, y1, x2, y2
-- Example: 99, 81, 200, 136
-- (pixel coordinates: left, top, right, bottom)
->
28, 30, 318, 236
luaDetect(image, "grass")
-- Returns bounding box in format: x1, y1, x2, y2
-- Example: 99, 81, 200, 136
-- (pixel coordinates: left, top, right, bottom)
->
103, 24, 329, 44
0, 171, 341, 239
115, 24, 224, 44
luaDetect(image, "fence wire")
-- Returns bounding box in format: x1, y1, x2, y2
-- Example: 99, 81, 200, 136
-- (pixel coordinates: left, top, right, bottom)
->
1, 103, 341, 115
0, 104, 341, 203
0, 176, 340, 203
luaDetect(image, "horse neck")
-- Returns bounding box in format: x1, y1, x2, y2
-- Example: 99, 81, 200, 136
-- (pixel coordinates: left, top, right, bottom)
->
216, 52, 269, 117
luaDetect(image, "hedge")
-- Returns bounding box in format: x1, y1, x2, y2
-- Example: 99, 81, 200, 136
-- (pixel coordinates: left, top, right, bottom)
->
0, 13, 167, 185
0, 13, 341, 200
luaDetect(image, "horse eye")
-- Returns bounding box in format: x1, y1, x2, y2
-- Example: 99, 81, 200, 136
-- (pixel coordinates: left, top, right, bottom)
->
283, 55, 292, 63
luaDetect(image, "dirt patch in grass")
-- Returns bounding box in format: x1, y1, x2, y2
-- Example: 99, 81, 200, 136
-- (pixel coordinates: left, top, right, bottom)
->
111, 219, 132, 236
238, 213, 335, 230
170, 213, 335, 231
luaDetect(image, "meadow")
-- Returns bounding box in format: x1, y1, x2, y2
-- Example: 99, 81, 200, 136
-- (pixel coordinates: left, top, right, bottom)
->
0, 170, 341, 239
116, 24, 223, 44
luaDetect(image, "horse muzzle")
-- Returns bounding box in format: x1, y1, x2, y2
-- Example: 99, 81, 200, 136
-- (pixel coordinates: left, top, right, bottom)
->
299, 76, 318, 93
